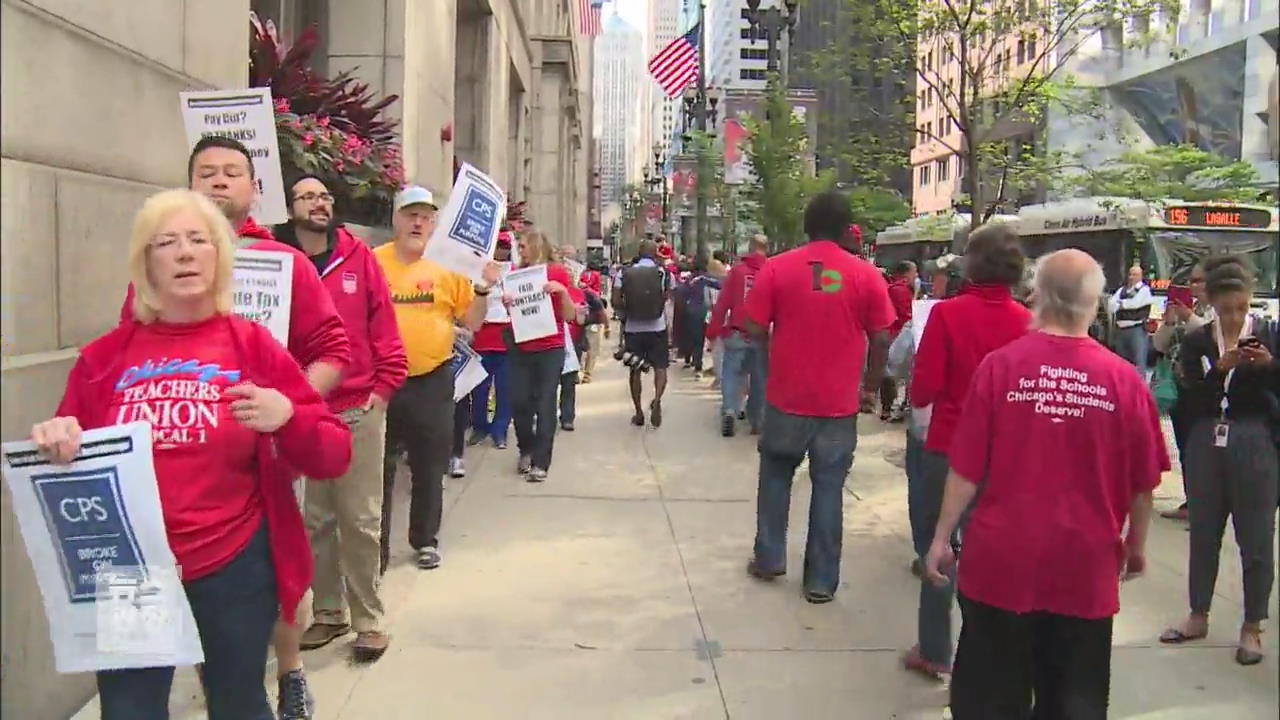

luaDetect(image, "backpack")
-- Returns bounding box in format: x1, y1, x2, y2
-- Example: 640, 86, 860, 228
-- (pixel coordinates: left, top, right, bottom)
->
621, 265, 666, 321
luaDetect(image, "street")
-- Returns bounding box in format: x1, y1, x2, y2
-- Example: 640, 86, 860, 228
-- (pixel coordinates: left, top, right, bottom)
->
77, 355, 1279, 720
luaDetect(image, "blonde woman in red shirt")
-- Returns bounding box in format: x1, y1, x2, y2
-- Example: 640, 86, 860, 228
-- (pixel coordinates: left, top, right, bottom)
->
31, 189, 352, 720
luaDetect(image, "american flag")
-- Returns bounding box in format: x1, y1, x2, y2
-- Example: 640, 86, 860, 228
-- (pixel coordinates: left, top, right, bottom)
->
577, 0, 603, 36
649, 24, 701, 98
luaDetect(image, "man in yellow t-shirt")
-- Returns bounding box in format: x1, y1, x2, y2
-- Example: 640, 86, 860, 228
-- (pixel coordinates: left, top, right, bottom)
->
375, 185, 500, 571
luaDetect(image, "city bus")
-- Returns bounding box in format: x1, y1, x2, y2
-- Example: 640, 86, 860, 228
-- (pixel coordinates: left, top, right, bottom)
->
874, 212, 1018, 271
1016, 197, 1280, 319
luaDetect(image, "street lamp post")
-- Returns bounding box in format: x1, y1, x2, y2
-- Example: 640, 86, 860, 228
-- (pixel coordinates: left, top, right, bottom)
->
680, 85, 719, 257
643, 144, 670, 234
745, 0, 799, 77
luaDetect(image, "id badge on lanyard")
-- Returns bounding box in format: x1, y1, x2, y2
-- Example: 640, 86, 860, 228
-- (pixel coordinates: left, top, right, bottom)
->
1210, 316, 1251, 449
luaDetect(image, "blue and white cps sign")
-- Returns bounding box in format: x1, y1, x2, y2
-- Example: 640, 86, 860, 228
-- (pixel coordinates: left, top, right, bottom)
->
425, 162, 508, 283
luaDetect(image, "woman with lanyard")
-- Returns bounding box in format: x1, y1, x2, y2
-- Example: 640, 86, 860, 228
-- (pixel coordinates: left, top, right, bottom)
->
1160, 255, 1278, 666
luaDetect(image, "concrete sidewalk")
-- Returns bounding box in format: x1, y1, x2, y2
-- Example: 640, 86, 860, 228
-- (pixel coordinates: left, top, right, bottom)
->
77, 357, 1279, 719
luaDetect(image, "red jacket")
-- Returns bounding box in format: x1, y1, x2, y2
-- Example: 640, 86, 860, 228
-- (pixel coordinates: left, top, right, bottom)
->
55, 315, 352, 623
119, 218, 350, 374
887, 279, 914, 339
311, 227, 407, 412
707, 252, 766, 339
911, 284, 1032, 455
580, 269, 603, 295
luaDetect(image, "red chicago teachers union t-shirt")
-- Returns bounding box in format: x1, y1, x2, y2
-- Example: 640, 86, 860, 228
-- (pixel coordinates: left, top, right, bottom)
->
108, 317, 262, 581
746, 240, 895, 417
948, 332, 1170, 619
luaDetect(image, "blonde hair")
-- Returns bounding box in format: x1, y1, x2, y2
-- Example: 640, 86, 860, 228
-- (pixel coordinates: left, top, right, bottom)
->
519, 228, 557, 266
129, 189, 236, 323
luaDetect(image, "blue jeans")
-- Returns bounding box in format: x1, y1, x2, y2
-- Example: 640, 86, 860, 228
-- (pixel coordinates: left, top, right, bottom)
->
720, 332, 766, 427
471, 352, 512, 443
1114, 324, 1149, 375
753, 404, 858, 596
909, 448, 960, 667
97, 524, 277, 720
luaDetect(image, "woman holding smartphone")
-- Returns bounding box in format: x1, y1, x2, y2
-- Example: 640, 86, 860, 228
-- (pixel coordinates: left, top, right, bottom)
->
1160, 255, 1278, 666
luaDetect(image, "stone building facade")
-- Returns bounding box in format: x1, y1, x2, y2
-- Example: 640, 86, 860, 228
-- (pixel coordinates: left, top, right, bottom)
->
0, 1, 592, 717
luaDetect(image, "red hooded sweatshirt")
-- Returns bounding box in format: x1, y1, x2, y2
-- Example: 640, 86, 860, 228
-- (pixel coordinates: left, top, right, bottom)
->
707, 252, 766, 340
119, 218, 350, 374
56, 315, 352, 623
580, 269, 603, 296
886, 278, 914, 339
911, 284, 1032, 455
307, 227, 408, 412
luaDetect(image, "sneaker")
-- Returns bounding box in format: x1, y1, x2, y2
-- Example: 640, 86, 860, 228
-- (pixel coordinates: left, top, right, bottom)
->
277, 669, 315, 720
527, 467, 548, 483
352, 631, 391, 663
902, 644, 951, 679
448, 457, 466, 478
746, 557, 785, 580
737, 410, 747, 421
631, 411, 646, 427
300, 621, 351, 651
416, 546, 441, 570
467, 431, 488, 447
494, 436, 508, 450
1160, 503, 1189, 520
720, 414, 736, 437
650, 400, 663, 428
694, 371, 704, 381
561, 421, 575, 432
517, 454, 532, 474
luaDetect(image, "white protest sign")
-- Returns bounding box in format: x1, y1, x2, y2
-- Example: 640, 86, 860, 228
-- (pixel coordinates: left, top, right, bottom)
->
506, 264, 558, 343
179, 88, 287, 225
424, 162, 507, 283
912, 299, 939, 350
1, 423, 203, 673
234, 249, 294, 345
484, 262, 513, 323
562, 324, 581, 375
448, 338, 489, 402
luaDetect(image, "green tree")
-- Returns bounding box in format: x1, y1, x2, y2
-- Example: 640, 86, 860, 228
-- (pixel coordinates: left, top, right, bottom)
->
846, 186, 912, 236
744, 78, 836, 252
1054, 144, 1265, 204
832, 0, 1177, 229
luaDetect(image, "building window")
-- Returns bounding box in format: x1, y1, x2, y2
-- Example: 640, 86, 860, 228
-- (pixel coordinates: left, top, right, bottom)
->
919, 164, 932, 186
740, 47, 768, 61
926, 121, 933, 139
1017, 38, 1026, 64
740, 68, 767, 81
937, 157, 950, 181
1026, 34, 1037, 59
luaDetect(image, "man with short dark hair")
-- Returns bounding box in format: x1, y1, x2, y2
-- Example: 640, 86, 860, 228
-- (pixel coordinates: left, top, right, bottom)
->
120, 137, 350, 720
743, 191, 896, 604
616, 238, 673, 427
275, 176, 408, 665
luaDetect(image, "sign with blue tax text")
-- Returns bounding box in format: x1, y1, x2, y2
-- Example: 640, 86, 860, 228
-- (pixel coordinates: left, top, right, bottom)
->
424, 162, 507, 283
234, 248, 294, 346
447, 338, 489, 402
1, 423, 202, 673
179, 88, 287, 225
505, 264, 558, 343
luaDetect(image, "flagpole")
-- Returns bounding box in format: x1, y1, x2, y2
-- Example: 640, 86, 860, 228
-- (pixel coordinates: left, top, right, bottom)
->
694, 0, 708, 259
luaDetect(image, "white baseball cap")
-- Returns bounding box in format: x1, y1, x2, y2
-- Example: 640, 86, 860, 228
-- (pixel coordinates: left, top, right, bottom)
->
395, 185, 437, 211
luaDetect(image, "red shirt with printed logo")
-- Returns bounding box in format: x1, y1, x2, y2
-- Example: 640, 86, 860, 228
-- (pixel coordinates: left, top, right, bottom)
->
745, 240, 896, 417
106, 317, 262, 580
948, 332, 1170, 618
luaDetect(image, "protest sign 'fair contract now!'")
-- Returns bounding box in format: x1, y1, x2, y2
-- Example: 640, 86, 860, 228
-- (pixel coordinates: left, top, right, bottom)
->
506, 264, 558, 343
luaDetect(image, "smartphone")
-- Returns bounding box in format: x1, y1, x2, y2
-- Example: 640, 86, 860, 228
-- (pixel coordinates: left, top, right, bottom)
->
1238, 336, 1263, 349
1166, 286, 1193, 308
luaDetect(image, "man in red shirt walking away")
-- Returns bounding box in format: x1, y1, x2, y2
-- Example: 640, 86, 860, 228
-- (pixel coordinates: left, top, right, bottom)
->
707, 234, 769, 436
924, 249, 1166, 718
744, 191, 896, 604
880, 261, 917, 422
275, 176, 409, 665
903, 224, 1032, 678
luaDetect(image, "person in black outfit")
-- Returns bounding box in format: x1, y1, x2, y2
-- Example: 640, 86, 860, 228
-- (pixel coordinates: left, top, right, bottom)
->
1160, 255, 1278, 666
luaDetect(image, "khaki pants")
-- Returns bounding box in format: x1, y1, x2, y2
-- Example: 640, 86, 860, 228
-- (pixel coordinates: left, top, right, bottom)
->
305, 404, 386, 632
584, 325, 603, 379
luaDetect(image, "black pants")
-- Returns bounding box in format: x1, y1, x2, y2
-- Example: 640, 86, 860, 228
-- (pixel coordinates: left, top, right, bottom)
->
382, 365, 454, 567
97, 524, 277, 720
510, 348, 563, 470
679, 316, 706, 370
1168, 396, 1194, 494
452, 395, 470, 458
560, 369, 579, 424
951, 594, 1113, 720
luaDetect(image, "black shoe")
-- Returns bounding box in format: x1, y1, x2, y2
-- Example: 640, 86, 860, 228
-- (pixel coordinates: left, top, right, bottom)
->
746, 558, 785, 580
650, 400, 663, 428
803, 588, 835, 604
632, 411, 646, 427
561, 421, 575, 432
467, 431, 488, 447
277, 669, 315, 720
720, 414, 735, 437
738, 410, 747, 421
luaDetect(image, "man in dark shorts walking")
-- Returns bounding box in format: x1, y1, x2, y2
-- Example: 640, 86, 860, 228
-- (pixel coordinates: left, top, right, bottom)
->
614, 239, 673, 427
